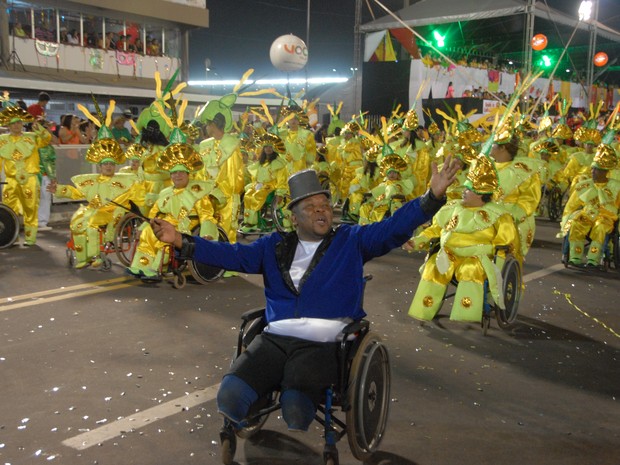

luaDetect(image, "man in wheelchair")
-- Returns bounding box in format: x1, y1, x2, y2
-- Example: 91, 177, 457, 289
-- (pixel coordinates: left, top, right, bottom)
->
151, 161, 458, 436
560, 136, 620, 269
406, 154, 520, 323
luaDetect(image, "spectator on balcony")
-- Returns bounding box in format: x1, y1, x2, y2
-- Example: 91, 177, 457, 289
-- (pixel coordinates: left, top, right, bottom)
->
67, 29, 80, 45
445, 81, 455, 99
59, 27, 68, 43
27, 92, 51, 122
35, 21, 53, 41
105, 32, 116, 50
147, 38, 161, 56
116, 35, 127, 51
80, 119, 97, 144
13, 22, 28, 38
128, 37, 143, 54
112, 116, 133, 146
59, 114, 86, 144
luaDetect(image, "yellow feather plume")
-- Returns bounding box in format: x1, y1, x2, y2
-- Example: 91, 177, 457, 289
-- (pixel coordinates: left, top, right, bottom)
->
77, 104, 101, 127
153, 101, 173, 129
233, 68, 255, 94
155, 71, 162, 98
105, 100, 116, 128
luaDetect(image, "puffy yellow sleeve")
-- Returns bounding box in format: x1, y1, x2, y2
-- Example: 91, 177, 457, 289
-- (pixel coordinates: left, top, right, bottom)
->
517, 172, 542, 217
54, 184, 85, 200
493, 213, 521, 262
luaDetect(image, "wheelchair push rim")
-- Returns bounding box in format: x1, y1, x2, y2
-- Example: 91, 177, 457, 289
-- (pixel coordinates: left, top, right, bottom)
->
114, 213, 145, 266
188, 226, 229, 283
346, 333, 391, 460
0, 204, 20, 249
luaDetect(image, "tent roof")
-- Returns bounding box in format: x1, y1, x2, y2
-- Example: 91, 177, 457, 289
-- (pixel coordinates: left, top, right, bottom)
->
361, 0, 620, 86
361, 0, 620, 43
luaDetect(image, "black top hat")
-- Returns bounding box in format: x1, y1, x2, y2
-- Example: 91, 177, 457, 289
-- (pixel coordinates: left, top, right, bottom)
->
287, 169, 330, 209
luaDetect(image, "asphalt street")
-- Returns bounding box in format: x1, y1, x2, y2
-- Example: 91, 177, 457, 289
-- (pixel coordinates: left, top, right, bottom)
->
0, 216, 619, 465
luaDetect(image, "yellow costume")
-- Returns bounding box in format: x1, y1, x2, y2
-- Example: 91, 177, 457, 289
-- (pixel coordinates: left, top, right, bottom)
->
337, 122, 363, 200
0, 105, 51, 244
240, 133, 289, 232
408, 156, 519, 323
197, 133, 244, 242
128, 126, 221, 280
561, 123, 620, 267
358, 154, 414, 225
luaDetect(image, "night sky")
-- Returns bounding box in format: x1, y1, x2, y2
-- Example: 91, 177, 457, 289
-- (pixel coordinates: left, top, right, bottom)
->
187, 0, 620, 81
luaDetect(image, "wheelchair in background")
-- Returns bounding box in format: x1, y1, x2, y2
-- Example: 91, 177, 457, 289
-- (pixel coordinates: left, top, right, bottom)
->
219, 276, 391, 465
538, 184, 565, 222
238, 191, 292, 236
561, 220, 620, 272
66, 212, 144, 271
0, 182, 19, 248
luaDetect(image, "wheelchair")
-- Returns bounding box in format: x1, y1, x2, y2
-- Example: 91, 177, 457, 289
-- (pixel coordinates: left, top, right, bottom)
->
0, 182, 20, 249
239, 191, 292, 236
0, 204, 19, 249
538, 184, 565, 222
66, 212, 144, 271
219, 277, 391, 465
561, 220, 620, 272
423, 241, 522, 336
113, 213, 146, 266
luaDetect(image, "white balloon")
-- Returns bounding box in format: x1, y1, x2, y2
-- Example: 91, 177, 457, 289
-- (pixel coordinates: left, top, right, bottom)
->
269, 34, 308, 72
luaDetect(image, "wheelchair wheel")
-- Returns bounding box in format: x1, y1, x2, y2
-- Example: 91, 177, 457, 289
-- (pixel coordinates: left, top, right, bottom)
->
495, 257, 522, 328
0, 204, 19, 249
346, 333, 390, 460
272, 193, 292, 233
114, 214, 144, 266
188, 226, 229, 283
547, 187, 563, 222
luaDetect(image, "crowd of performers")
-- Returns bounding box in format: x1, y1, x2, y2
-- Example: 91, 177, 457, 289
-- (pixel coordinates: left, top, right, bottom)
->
2, 71, 620, 325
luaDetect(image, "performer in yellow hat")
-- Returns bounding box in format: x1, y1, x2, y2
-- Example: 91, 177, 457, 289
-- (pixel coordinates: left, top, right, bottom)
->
358, 152, 413, 225
408, 155, 519, 323
279, 102, 317, 175
50, 100, 143, 268
561, 119, 620, 268
555, 101, 604, 194
239, 131, 288, 233
0, 100, 52, 245
127, 125, 222, 281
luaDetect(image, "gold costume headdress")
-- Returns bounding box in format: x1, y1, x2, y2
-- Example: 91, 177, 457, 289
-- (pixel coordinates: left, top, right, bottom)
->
78, 96, 124, 164
156, 97, 203, 173
574, 100, 603, 145
464, 155, 499, 195
592, 102, 620, 171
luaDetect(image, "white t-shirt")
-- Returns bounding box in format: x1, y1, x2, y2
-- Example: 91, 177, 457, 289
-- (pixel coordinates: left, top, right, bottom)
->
289, 239, 322, 290
265, 239, 352, 342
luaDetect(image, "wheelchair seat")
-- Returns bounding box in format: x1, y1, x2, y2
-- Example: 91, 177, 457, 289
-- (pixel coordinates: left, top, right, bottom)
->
219, 276, 391, 465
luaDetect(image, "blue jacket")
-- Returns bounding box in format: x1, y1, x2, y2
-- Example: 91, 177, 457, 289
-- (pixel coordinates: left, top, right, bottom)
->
190, 195, 438, 323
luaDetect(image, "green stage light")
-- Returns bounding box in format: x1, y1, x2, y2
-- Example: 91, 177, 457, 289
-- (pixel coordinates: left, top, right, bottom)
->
541, 55, 552, 68
432, 30, 445, 48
